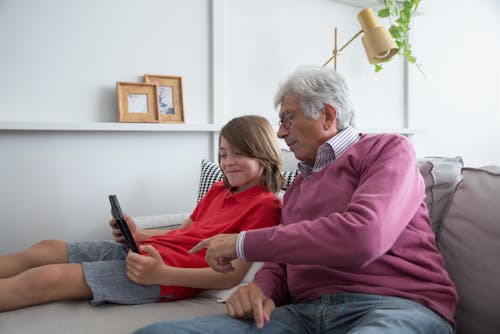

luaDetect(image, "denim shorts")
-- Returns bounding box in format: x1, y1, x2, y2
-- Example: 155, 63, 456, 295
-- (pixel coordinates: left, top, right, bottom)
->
67, 240, 162, 305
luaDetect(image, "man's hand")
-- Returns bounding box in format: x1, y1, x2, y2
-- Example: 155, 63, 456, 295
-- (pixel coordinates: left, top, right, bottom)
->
189, 233, 239, 273
126, 244, 167, 285
226, 282, 275, 329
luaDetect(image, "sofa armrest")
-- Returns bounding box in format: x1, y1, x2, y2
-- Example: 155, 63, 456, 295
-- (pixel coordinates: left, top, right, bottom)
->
133, 212, 190, 230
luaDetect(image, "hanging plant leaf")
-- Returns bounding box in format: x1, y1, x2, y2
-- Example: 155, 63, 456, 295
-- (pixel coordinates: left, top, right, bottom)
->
378, 8, 390, 17
376, 0, 423, 74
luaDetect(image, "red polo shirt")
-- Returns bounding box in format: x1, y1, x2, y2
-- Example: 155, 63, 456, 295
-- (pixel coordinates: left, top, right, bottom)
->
142, 181, 281, 301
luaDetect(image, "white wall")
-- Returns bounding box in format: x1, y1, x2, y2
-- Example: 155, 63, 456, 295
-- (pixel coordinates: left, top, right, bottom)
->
0, 0, 214, 253
223, 0, 405, 129
411, 0, 500, 166
1, 0, 499, 253
0, 0, 211, 123
0, 131, 210, 252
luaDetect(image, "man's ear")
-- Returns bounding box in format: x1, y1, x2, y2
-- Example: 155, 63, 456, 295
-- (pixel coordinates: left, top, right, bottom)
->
323, 103, 337, 130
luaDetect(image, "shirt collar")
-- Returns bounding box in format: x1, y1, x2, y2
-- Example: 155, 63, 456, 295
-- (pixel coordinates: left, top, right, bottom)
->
224, 183, 267, 203
298, 126, 359, 178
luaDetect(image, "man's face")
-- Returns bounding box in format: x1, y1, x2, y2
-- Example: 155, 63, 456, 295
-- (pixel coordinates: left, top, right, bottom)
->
277, 94, 329, 165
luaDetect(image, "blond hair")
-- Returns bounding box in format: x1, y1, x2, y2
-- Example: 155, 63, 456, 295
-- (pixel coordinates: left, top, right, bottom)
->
219, 115, 283, 193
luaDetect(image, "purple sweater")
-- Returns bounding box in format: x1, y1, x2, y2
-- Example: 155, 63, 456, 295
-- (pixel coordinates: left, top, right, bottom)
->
246, 134, 458, 323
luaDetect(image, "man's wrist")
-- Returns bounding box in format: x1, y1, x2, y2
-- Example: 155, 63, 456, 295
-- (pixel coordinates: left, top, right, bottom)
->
236, 231, 247, 261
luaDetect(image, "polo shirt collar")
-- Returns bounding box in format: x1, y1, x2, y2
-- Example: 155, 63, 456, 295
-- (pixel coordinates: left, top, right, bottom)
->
224, 184, 267, 203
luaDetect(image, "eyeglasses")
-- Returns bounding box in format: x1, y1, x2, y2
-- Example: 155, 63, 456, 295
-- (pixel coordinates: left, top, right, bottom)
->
278, 112, 293, 129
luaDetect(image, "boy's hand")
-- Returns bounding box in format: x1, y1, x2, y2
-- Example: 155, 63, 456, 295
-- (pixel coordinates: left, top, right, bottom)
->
109, 218, 125, 243
109, 214, 139, 243
126, 244, 166, 285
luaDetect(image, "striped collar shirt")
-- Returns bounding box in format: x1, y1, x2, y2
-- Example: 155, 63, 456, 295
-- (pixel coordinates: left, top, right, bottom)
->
298, 126, 360, 179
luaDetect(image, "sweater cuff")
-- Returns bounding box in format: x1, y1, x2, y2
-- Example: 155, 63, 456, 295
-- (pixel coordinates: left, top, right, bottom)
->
236, 231, 247, 261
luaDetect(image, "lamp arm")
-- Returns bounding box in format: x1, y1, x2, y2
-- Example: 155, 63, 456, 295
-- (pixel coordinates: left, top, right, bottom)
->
322, 29, 363, 68
338, 30, 363, 53
322, 54, 336, 67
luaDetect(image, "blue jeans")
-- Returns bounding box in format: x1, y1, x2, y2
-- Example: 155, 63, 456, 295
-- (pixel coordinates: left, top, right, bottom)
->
134, 292, 454, 334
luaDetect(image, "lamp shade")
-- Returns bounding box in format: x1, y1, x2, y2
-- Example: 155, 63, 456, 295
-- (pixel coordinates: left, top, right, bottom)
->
357, 8, 398, 64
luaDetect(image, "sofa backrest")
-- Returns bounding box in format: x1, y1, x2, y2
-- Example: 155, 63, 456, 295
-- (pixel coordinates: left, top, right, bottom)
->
436, 166, 500, 334
417, 158, 500, 333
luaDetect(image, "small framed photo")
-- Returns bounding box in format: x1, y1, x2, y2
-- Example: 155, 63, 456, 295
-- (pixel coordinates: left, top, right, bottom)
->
144, 74, 184, 123
116, 82, 159, 123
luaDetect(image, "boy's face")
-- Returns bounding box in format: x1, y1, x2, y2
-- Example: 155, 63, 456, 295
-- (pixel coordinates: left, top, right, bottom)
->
219, 136, 263, 193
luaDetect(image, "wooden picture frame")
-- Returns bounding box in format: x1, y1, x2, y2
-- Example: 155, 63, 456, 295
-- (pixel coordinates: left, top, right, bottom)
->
116, 82, 159, 123
144, 74, 184, 123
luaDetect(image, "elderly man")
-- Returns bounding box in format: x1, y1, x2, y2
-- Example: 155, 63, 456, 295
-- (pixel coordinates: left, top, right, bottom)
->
135, 66, 457, 334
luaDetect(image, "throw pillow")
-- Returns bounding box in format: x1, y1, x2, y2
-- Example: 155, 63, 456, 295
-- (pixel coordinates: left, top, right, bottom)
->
197, 159, 224, 202
197, 159, 299, 202
417, 157, 463, 234
281, 169, 299, 191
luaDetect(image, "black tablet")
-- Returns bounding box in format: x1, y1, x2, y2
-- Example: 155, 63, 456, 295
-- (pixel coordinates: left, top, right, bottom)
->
109, 194, 140, 253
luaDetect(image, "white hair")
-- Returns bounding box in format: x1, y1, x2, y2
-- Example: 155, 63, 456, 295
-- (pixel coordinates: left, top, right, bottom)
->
274, 66, 355, 130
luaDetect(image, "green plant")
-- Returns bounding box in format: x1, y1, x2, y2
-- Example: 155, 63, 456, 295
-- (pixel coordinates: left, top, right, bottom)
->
376, 0, 422, 73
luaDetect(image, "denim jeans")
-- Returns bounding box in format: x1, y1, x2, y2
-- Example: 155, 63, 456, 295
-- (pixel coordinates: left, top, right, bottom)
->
134, 292, 454, 334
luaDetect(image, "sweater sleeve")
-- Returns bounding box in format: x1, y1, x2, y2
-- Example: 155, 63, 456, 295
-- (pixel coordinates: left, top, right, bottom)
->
243, 135, 426, 268
253, 262, 290, 306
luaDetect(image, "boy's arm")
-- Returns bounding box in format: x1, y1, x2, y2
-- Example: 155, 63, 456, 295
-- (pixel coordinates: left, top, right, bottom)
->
134, 218, 193, 241
111, 216, 193, 243
126, 244, 251, 289
162, 259, 252, 290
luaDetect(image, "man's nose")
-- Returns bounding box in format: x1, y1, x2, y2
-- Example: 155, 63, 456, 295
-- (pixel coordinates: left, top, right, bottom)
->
277, 125, 288, 139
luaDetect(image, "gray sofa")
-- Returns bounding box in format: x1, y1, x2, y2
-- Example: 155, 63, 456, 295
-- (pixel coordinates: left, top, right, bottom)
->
1, 155, 499, 334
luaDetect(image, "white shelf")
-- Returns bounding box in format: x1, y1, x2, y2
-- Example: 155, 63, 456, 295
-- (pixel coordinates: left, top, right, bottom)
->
0, 122, 415, 137
0, 121, 222, 133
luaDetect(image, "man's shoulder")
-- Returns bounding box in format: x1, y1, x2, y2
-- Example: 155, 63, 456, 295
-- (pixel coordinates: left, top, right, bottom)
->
354, 133, 411, 151
338, 133, 414, 167
358, 132, 408, 144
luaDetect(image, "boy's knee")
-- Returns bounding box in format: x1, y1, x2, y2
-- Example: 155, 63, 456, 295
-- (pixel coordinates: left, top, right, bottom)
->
33, 239, 65, 250
19, 264, 70, 292
27, 239, 67, 265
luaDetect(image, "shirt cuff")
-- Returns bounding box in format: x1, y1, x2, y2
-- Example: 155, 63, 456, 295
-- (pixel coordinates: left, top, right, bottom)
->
236, 231, 247, 261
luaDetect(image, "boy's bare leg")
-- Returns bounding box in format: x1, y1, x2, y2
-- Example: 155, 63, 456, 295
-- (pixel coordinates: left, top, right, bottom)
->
0, 239, 68, 278
0, 263, 92, 312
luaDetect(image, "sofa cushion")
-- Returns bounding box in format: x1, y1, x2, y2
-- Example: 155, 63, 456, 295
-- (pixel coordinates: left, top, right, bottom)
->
417, 157, 463, 234
200, 262, 264, 303
0, 298, 225, 334
437, 166, 500, 334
